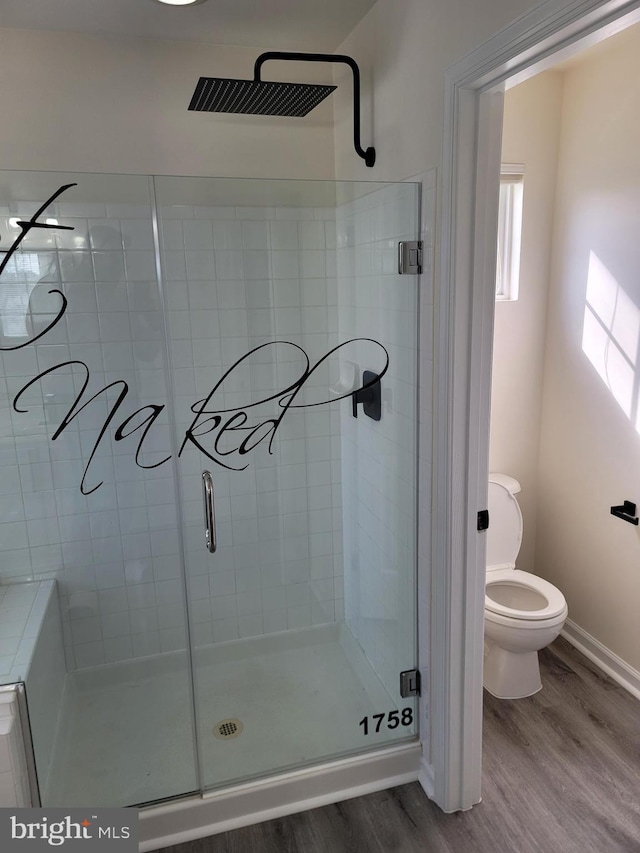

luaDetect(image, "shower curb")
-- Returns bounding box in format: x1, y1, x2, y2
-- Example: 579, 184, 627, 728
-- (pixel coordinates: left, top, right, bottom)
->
138, 741, 421, 851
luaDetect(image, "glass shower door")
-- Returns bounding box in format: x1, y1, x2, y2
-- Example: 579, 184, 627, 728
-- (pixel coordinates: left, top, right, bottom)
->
154, 176, 421, 791
0, 170, 420, 808
0, 171, 199, 807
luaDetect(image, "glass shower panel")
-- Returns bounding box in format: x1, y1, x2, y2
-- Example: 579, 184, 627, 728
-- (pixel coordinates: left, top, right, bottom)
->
336, 181, 420, 732
0, 172, 198, 807
154, 176, 420, 791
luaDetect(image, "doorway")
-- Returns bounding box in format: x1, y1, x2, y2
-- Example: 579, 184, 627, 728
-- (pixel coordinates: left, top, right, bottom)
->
434, 0, 640, 814
491, 21, 640, 688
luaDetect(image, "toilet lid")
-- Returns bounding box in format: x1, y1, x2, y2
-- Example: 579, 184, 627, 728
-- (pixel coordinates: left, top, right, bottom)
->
486, 481, 522, 570
485, 569, 567, 621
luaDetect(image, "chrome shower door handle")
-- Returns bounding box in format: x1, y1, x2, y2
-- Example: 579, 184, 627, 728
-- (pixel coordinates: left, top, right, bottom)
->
202, 470, 217, 553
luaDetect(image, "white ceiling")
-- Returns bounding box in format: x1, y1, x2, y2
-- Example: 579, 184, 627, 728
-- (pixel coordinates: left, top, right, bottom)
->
0, 0, 377, 51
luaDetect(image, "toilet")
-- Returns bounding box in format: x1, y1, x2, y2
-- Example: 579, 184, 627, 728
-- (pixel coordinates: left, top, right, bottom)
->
484, 473, 568, 699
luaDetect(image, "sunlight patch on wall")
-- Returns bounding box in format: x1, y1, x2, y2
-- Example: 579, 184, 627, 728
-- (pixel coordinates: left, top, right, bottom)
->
582, 251, 640, 423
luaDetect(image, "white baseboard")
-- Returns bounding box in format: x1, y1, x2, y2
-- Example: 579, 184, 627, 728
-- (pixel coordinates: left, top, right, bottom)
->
139, 741, 422, 852
561, 619, 640, 701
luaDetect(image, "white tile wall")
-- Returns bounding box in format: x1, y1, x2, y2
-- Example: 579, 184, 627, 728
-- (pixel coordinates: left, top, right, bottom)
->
337, 181, 422, 705
0, 581, 55, 682
156, 198, 344, 645
0, 180, 346, 667
0, 184, 187, 670
0, 176, 423, 678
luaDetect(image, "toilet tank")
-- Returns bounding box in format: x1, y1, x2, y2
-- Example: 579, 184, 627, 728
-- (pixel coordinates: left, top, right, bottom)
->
487, 474, 523, 572
488, 472, 521, 494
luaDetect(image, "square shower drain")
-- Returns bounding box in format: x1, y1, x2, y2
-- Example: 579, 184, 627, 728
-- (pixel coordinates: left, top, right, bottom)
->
213, 718, 243, 740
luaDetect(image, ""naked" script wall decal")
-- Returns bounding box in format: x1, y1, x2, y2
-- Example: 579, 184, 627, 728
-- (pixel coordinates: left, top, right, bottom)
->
1, 185, 388, 494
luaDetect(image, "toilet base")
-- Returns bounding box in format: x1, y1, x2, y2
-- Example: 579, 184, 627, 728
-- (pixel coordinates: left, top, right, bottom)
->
483, 642, 542, 699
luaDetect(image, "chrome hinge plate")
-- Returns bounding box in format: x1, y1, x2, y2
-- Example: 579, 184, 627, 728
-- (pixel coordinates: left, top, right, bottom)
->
400, 669, 421, 698
398, 240, 423, 275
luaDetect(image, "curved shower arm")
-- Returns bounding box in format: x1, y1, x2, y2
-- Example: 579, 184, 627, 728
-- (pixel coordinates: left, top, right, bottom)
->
253, 51, 376, 167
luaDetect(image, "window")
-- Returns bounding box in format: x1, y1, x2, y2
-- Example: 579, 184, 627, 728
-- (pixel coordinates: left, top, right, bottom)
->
0, 251, 43, 339
496, 164, 524, 301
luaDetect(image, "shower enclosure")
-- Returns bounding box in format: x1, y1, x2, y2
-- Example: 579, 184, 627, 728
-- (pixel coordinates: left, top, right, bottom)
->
0, 170, 420, 808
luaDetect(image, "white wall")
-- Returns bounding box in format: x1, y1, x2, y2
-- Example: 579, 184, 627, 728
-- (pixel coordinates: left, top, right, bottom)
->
0, 28, 335, 179
536, 24, 640, 671
332, 0, 539, 182
0, 1, 555, 185
489, 72, 564, 574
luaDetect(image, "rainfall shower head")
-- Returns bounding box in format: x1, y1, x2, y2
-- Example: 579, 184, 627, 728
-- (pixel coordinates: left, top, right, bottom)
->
188, 51, 376, 167
188, 78, 336, 118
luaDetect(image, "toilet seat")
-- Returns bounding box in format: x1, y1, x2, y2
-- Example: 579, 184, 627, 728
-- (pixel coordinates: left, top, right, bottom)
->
485, 569, 567, 621
484, 475, 568, 697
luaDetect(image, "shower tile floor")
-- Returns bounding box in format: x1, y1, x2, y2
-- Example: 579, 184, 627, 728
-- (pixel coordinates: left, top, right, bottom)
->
45, 624, 414, 807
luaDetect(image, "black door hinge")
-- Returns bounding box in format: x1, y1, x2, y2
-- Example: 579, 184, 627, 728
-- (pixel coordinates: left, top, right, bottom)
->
398, 241, 423, 275
477, 510, 489, 532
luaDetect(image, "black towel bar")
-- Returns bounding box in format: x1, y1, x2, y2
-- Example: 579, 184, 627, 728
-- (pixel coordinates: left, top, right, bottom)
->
610, 501, 639, 525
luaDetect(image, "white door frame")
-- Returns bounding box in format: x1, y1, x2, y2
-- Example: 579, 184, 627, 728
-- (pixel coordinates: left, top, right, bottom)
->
431, 0, 640, 813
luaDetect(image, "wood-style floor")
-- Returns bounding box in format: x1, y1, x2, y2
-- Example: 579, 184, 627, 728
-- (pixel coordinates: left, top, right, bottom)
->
157, 638, 640, 853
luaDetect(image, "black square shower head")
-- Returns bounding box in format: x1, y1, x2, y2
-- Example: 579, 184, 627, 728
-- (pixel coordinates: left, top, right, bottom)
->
188, 77, 337, 117
187, 51, 375, 166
